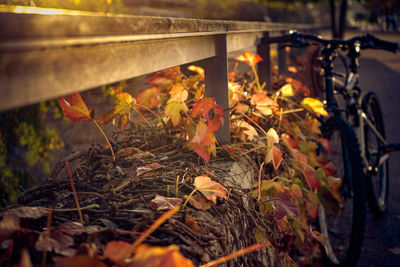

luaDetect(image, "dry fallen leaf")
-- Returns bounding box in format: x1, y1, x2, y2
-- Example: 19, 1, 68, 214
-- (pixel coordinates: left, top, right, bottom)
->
194, 176, 228, 204
149, 195, 182, 211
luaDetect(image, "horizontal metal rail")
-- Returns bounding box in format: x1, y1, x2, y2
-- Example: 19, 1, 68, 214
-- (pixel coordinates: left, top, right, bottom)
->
0, 5, 314, 143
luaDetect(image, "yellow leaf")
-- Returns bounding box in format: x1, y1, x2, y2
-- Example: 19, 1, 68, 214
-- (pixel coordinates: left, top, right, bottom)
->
301, 97, 328, 117
164, 101, 188, 127
232, 120, 258, 141
280, 83, 295, 97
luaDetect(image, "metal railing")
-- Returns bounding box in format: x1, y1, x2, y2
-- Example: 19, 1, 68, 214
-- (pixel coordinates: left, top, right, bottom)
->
0, 5, 314, 142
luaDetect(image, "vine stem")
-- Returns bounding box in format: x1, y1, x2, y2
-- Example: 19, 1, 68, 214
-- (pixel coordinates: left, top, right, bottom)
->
92, 119, 115, 161
200, 241, 271, 267
181, 188, 198, 210
65, 161, 84, 224
258, 162, 265, 201
251, 65, 262, 92
120, 206, 179, 262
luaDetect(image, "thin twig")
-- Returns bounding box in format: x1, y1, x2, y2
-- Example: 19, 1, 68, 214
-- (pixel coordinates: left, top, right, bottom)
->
65, 161, 84, 224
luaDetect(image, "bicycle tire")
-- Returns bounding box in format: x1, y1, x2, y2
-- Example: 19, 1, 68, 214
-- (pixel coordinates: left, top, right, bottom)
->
318, 116, 366, 267
362, 92, 389, 215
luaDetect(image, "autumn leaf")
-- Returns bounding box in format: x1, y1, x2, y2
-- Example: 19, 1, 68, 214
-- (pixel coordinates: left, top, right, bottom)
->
251, 93, 279, 116
301, 97, 328, 117
191, 97, 224, 132
306, 191, 318, 219
274, 192, 299, 220
290, 184, 303, 199
279, 83, 295, 97
149, 195, 182, 211
165, 83, 189, 127
304, 169, 321, 190
128, 244, 195, 267
281, 133, 298, 149
194, 176, 227, 204
185, 193, 212, 210
104, 240, 134, 263
187, 120, 217, 163
317, 155, 338, 177
232, 120, 258, 141
146, 66, 182, 87
96, 92, 136, 131
265, 128, 282, 171
286, 77, 310, 96
136, 87, 160, 109
234, 51, 263, 67
303, 115, 322, 136
187, 65, 204, 79
137, 162, 162, 176
58, 93, 94, 122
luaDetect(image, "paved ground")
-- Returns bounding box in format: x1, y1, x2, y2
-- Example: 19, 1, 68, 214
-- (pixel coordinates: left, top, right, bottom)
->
348, 32, 400, 267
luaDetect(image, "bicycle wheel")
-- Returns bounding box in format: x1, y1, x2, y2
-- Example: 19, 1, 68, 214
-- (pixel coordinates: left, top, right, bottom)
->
362, 92, 389, 215
318, 116, 366, 267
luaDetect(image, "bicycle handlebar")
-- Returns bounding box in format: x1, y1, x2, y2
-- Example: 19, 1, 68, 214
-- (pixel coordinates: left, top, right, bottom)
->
263, 32, 398, 53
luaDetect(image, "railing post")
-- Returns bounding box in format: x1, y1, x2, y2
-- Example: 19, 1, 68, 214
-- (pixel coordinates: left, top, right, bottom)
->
278, 31, 288, 76
202, 34, 231, 144
257, 32, 272, 91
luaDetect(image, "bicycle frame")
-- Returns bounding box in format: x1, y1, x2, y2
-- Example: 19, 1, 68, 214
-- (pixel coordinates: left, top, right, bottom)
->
324, 45, 390, 176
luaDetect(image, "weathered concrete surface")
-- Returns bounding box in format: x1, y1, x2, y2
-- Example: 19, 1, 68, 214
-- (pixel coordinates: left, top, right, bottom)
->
354, 32, 400, 267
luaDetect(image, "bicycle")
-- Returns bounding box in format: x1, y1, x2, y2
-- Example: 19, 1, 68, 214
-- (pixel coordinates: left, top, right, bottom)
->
264, 32, 398, 266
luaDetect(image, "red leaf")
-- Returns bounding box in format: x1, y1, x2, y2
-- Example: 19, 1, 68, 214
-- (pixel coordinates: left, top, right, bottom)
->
317, 155, 338, 177
146, 66, 182, 87
187, 120, 216, 163
136, 87, 160, 109
281, 133, 298, 149
149, 195, 182, 211
234, 51, 263, 67
191, 97, 224, 132
304, 169, 321, 190
194, 176, 227, 204
104, 240, 134, 263
58, 93, 93, 122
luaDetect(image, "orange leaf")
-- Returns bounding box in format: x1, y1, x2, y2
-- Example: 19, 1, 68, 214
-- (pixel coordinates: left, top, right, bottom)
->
104, 240, 134, 263
191, 97, 224, 132
58, 93, 93, 122
306, 191, 318, 219
194, 176, 227, 204
303, 116, 322, 135
301, 97, 328, 117
272, 147, 282, 171
96, 92, 136, 131
250, 93, 279, 116
187, 120, 216, 163
128, 244, 195, 267
234, 51, 263, 67
146, 66, 182, 87
187, 65, 204, 79
136, 87, 160, 109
